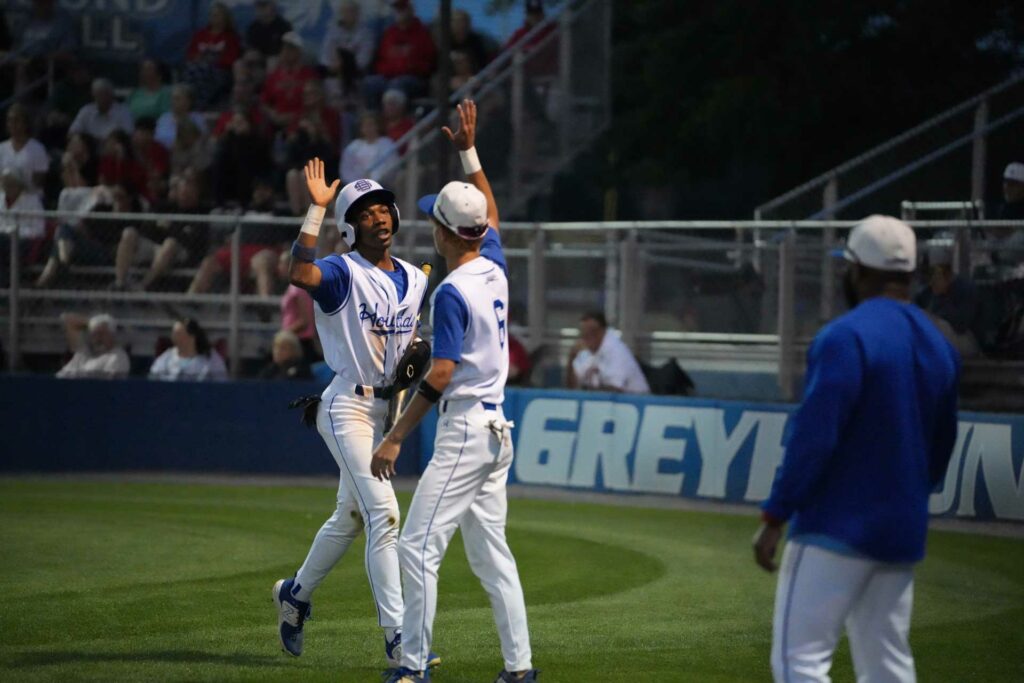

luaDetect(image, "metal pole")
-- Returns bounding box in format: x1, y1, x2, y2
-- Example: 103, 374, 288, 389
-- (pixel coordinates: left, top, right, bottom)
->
403, 134, 420, 253
228, 223, 241, 378
510, 49, 525, 202
777, 230, 796, 401
558, 5, 573, 161
527, 226, 546, 352
8, 217, 20, 371
604, 231, 618, 325
618, 229, 639, 349
971, 99, 988, 204
820, 176, 838, 322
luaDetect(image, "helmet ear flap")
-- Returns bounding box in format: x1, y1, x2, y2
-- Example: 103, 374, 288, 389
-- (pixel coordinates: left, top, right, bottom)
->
390, 204, 401, 235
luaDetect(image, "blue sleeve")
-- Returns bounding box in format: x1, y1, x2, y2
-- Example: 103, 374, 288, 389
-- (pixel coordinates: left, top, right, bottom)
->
310, 255, 351, 313
929, 354, 960, 487
431, 284, 469, 362
480, 228, 507, 275
762, 324, 863, 522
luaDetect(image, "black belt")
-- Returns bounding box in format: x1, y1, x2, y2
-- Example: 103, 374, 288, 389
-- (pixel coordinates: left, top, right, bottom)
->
440, 400, 497, 414
354, 384, 397, 400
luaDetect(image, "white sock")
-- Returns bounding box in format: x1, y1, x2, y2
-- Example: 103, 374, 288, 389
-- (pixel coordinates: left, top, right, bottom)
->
291, 580, 312, 603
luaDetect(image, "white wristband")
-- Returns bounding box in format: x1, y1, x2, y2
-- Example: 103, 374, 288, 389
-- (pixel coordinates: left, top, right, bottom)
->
460, 147, 482, 175
300, 204, 326, 237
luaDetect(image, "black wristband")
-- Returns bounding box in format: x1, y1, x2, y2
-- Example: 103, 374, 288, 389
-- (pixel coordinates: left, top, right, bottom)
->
291, 240, 317, 263
417, 381, 442, 403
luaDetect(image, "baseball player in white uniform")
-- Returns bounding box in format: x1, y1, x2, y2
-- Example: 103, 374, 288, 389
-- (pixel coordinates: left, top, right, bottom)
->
272, 158, 438, 671
370, 100, 538, 683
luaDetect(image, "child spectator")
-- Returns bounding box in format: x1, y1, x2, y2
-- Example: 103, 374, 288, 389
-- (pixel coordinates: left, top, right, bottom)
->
149, 318, 228, 381
68, 78, 134, 142
339, 111, 396, 184
126, 59, 172, 121
260, 330, 312, 380
183, 2, 242, 109
56, 312, 130, 379
260, 32, 318, 129
246, 0, 293, 59
0, 103, 49, 197
363, 0, 437, 106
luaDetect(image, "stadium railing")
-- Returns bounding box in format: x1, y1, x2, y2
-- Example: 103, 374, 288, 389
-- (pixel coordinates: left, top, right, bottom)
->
3, 211, 1022, 406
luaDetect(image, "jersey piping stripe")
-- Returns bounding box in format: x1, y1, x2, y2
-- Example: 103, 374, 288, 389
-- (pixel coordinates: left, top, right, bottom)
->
780, 542, 807, 683
417, 417, 469, 669
327, 394, 384, 626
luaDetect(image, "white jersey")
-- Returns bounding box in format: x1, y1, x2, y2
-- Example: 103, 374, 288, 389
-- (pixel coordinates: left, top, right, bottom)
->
429, 244, 509, 404
313, 251, 428, 387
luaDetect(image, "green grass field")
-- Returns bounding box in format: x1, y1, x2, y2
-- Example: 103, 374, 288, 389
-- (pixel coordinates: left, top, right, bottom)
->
0, 478, 1022, 682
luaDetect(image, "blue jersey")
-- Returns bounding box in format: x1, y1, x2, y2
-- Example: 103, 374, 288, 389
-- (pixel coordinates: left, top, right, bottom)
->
763, 297, 960, 563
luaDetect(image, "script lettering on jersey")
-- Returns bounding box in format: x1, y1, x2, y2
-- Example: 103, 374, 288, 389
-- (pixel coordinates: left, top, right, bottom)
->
359, 302, 415, 337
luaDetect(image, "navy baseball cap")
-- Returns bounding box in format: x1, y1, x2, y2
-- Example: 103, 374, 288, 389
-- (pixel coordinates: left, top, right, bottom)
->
418, 182, 488, 240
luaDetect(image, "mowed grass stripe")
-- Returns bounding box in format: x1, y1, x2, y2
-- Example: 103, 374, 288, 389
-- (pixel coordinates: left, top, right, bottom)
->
0, 480, 1020, 682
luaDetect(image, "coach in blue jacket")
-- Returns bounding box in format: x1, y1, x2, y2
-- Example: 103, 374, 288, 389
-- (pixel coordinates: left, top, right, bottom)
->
753, 215, 960, 683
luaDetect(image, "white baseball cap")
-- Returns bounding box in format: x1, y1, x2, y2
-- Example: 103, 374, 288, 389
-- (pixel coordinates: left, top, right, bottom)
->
334, 178, 398, 248
1003, 162, 1024, 183
417, 182, 488, 240
832, 214, 917, 272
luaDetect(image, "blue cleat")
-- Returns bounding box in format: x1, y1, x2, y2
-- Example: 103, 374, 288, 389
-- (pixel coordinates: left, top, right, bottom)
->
384, 630, 441, 669
272, 577, 311, 656
384, 666, 430, 682
495, 670, 540, 682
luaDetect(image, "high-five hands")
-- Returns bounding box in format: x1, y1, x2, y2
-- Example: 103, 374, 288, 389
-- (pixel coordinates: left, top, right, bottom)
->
304, 157, 340, 208
442, 99, 477, 152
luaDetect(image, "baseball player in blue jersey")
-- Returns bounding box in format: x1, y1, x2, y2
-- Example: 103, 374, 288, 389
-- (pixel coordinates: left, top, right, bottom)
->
753, 215, 960, 682
271, 158, 439, 671
370, 100, 538, 683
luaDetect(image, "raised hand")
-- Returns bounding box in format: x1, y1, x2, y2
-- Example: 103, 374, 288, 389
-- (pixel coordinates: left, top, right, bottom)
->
442, 99, 477, 151
304, 157, 340, 208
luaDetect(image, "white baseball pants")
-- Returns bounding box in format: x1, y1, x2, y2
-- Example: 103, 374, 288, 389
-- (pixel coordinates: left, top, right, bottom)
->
398, 399, 532, 673
293, 386, 404, 628
772, 540, 916, 683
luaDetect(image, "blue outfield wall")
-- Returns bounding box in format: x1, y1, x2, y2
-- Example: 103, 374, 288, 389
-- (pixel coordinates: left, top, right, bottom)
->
1, 378, 1021, 522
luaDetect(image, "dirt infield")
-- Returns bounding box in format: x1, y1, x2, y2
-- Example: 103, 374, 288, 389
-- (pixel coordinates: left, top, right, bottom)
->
5, 471, 1022, 539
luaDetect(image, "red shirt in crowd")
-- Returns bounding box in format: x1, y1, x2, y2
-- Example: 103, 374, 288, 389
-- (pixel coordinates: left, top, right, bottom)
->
136, 139, 169, 178
374, 18, 437, 79
98, 154, 147, 197
186, 28, 241, 70
386, 115, 414, 142
261, 65, 318, 122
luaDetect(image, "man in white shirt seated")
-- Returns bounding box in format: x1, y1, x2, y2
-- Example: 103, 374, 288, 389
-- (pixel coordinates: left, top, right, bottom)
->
567, 311, 651, 394
68, 78, 134, 142
56, 312, 131, 379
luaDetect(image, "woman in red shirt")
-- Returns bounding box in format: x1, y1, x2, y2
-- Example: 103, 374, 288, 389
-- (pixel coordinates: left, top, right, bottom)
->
183, 2, 241, 109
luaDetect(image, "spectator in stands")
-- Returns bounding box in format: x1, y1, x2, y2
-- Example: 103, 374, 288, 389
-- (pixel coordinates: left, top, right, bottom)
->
212, 80, 269, 140
381, 88, 414, 142
0, 103, 49, 197
507, 333, 533, 386
65, 132, 98, 185
260, 31, 318, 129
41, 60, 92, 148
320, 1, 375, 95
915, 243, 979, 357
126, 59, 172, 122
260, 330, 312, 380
246, 0, 293, 60
114, 171, 209, 291
506, 0, 554, 52
170, 118, 212, 177
211, 109, 272, 206
189, 176, 285, 297
339, 111, 396, 184
154, 84, 209, 150
98, 130, 146, 196
183, 1, 242, 109
36, 157, 100, 287
363, 0, 437, 107
132, 117, 170, 191
0, 169, 45, 263
149, 318, 228, 381
68, 78, 134, 141
450, 9, 491, 76
276, 250, 317, 360
233, 48, 268, 93
283, 80, 342, 213
567, 311, 651, 393
56, 312, 130, 379
998, 162, 1024, 220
